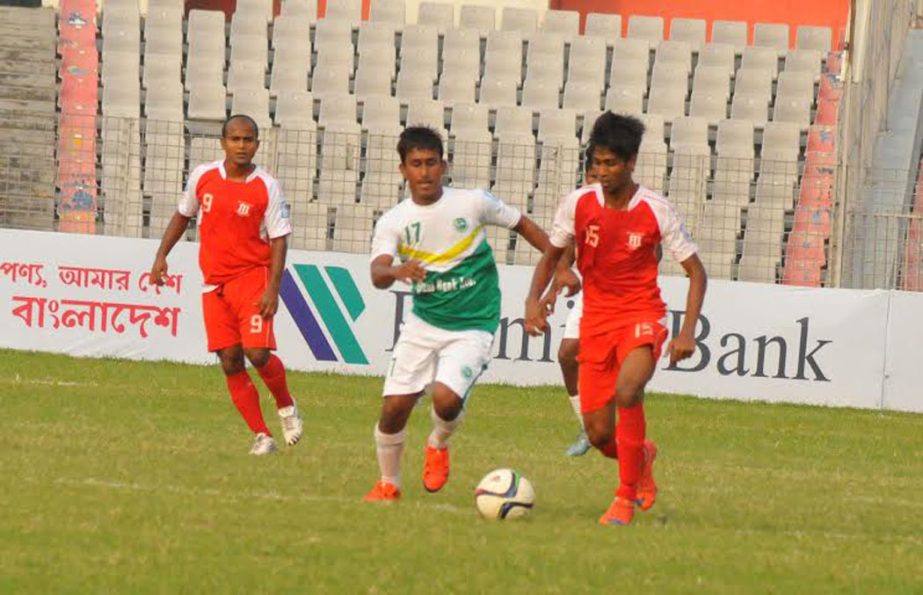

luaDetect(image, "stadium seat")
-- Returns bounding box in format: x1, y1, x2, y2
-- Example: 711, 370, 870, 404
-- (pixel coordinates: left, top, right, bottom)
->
325, 0, 362, 24
289, 202, 329, 251
400, 24, 439, 59
332, 205, 374, 253
361, 95, 403, 207
696, 42, 736, 77
612, 37, 652, 66
459, 4, 496, 36
230, 11, 266, 40
501, 7, 538, 36
754, 22, 790, 54
313, 19, 353, 55
734, 68, 774, 103
655, 40, 693, 74
186, 83, 227, 132
494, 106, 536, 200
400, 50, 439, 84
689, 90, 728, 125
405, 98, 447, 136
605, 84, 644, 116
584, 13, 622, 45
144, 79, 184, 121
670, 116, 709, 151
536, 108, 580, 193
772, 97, 812, 129
777, 70, 816, 103
230, 87, 271, 128
478, 77, 518, 109
102, 51, 138, 88
142, 54, 181, 90
270, 59, 310, 96
796, 25, 832, 52
280, 0, 318, 20
567, 37, 608, 90
741, 46, 780, 79
627, 15, 664, 43
521, 78, 560, 110
310, 63, 351, 98
357, 47, 396, 81
275, 126, 318, 206
693, 65, 732, 100
541, 9, 579, 40
271, 15, 311, 51
449, 103, 492, 187
608, 58, 649, 92
437, 76, 477, 106
442, 49, 481, 84
484, 45, 524, 84
369, 0, 405, 27
275, 90, 316, 128
650, 61, 689, 93
730, 93, 770, 127
636, 113, 668, 193
226, 61, 266, 93
395, 69, 434, 101
357, 21, 396, 57
711, 20, 748, 55
353, 66, 393, 99
417, 2, 455, 32
646, 84, 686, 122
669, 18, 706, 51
526, 38, 565, 88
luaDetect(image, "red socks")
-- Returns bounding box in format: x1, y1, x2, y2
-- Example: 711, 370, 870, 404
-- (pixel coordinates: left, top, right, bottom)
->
226, 371, 270, 435
255, 354, 294, 409
599, 437, 619, 459
615, 403, 646, 501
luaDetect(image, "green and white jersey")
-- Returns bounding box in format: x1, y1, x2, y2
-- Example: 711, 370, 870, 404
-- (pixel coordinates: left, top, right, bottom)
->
370, 187, 522, 333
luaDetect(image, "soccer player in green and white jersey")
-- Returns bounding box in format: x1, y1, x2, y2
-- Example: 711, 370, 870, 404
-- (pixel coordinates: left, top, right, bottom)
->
363, 126, 550, 501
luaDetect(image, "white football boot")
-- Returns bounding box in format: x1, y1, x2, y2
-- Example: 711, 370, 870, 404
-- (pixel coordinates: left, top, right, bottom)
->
249, 432, 278, 455
278, 403, 304, 446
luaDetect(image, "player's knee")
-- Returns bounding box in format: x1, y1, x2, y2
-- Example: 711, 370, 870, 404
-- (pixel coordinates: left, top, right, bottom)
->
614, 383, 643, 408
218, 347, 245, 375
557, 339, 579, 368
379, 396, 416, 432
244, 348, 271, 368
431, 386, 464, 420
585, 422, 614, 449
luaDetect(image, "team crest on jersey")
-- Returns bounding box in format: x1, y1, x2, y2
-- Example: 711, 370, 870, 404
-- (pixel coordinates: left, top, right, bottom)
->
454, 217, 468, 232
627, 232, 643, 250
236, 201, 252, 217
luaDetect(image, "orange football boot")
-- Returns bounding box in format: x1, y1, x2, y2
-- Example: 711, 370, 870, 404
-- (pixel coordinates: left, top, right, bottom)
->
363, 481, 401, 502
422, 446, 450, 492
598, 496, 636, 526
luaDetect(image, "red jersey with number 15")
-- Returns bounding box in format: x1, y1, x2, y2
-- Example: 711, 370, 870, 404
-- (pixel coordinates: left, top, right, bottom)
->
550, 184, 697, 334
178, 161, 292, 286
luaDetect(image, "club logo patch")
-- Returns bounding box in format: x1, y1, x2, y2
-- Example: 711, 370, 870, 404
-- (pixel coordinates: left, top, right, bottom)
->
454, 217, 468, 232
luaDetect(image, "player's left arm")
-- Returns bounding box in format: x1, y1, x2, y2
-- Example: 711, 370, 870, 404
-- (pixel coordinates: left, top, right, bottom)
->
512, 215, 550, 253
657, 198, 706, 363
668, 254, 707, 364
260, 235, 288, 319
260, 178, 293, 318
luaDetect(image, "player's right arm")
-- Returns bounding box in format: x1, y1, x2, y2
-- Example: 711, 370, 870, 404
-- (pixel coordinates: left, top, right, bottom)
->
524, 189, 579, 335
369, 210, 426, 289
541, 241, 580, 315
370, 255, 427, 289
151, 166, 205, 286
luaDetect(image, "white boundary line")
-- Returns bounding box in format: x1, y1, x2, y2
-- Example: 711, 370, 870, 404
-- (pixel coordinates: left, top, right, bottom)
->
51, 477, 469, 514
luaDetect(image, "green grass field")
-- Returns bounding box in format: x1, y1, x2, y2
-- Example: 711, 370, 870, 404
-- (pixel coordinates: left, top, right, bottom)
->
1, 349, 921, 593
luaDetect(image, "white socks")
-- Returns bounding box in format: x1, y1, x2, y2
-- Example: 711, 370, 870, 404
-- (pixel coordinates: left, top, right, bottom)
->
427, 407, 464, 449
568, 394, 585, 429
374, 424, 406, 488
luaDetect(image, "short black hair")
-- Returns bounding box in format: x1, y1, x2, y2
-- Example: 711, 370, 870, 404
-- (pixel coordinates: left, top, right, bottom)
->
397, 126, 444, 163
222, 114, 260, 139
588, 111, 645, 162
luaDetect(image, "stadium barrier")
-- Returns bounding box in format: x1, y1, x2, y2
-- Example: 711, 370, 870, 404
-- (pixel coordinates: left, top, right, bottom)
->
1, 227, 920, 413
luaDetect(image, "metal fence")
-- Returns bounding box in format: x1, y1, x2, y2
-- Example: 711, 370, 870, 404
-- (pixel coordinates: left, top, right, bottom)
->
4, 111, 923, 290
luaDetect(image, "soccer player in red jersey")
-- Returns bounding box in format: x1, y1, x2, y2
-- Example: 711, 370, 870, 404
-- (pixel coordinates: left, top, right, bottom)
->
525, 112, 707, 526
150, 115, 304, 455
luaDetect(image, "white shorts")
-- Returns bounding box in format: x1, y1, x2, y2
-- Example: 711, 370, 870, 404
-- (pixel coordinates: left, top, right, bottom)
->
562, 293, 583, 340
383, 312, 495, 399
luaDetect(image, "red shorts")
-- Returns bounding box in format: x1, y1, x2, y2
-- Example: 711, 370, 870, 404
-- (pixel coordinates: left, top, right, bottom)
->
577, 320, 668, 414
202, 266, 277, 352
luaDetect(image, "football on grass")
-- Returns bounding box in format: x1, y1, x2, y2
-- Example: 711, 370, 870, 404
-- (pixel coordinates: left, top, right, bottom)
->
474, 468, 534, 520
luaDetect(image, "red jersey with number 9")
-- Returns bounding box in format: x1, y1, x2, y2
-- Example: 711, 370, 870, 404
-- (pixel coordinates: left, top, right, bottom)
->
550, 184, 697, 334
178, 161, 292, 286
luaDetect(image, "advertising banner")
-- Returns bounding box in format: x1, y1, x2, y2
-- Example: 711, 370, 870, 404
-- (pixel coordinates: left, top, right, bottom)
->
0, 229, 918, 412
